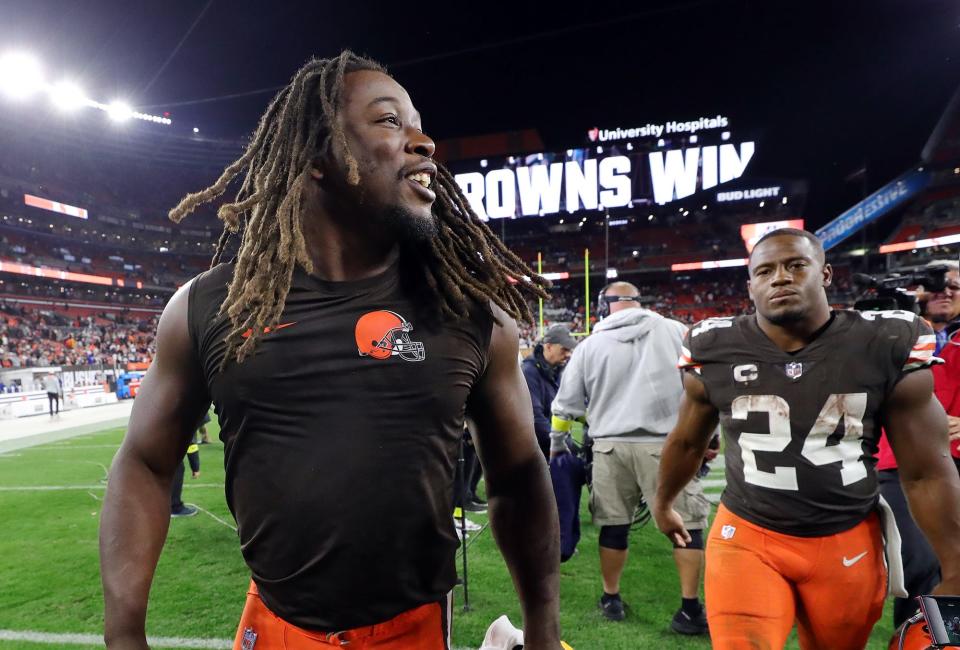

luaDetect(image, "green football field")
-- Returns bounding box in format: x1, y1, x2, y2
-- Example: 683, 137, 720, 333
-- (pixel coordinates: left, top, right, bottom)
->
0, 418, 896, 650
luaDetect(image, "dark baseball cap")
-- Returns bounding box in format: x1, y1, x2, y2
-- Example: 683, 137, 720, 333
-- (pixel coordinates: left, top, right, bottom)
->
541, 325, 578, 349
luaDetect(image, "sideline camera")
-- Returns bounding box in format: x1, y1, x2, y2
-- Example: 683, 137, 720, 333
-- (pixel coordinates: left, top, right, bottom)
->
852, 263, 951, 313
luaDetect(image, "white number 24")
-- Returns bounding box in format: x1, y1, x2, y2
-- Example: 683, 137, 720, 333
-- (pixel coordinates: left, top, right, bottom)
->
731, 393, 868, 491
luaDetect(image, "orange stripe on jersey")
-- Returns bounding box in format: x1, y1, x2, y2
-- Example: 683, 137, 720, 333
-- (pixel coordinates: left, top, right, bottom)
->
903, 334, 943, 371
677, 346, 702, 371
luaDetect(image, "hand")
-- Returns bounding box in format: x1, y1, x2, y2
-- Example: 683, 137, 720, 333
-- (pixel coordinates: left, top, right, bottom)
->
653, 504, 692, 548
703, 447, 719, 462
948, 416, 960, 443
191, 471, 200, 479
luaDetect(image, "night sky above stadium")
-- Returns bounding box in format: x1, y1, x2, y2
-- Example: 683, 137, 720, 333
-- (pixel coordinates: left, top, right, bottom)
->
1, 0, 958, 223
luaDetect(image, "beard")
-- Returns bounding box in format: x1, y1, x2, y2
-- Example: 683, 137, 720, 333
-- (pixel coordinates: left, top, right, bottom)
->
344, 160, 439, 243
378, 203, 438, 243
763, 304, 808, 325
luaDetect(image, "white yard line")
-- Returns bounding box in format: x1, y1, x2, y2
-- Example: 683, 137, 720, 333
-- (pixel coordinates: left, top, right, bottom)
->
0, 484, 224, 491
0, 629, 473, 650
192, 504, 238, 533
22, 445, 123, 450
0, 629, 231, 649
79, 460, 109, 481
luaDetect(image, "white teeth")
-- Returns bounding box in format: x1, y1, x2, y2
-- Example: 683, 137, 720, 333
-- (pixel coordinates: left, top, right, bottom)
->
406, 172, 432, 189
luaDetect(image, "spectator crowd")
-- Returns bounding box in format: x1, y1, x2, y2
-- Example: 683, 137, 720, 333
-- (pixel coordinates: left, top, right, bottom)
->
0, 299, 157, 368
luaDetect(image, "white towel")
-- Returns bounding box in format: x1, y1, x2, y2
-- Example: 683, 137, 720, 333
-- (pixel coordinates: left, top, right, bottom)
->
478, 614, 524, 650
878, 494, 908, 598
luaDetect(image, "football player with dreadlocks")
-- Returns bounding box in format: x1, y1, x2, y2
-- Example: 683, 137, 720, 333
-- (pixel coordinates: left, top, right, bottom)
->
100, 51, 561, 650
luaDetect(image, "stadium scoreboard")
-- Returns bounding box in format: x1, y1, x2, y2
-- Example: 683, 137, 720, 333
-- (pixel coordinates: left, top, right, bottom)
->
450, 114, 798, 220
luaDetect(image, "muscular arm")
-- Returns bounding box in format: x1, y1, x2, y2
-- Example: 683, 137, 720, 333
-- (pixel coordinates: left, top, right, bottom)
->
653, 372, 719, 546
466, 307, 561, 649
99, 283, 210, 648
884, 368, 960, 593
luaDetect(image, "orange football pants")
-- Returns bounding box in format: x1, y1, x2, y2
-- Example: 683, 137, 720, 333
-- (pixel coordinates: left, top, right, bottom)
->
705, 504, 886, 650
233, 581, 451, 650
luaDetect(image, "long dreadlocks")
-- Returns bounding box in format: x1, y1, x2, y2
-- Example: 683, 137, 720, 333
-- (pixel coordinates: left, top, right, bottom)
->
169, 50, 549, 366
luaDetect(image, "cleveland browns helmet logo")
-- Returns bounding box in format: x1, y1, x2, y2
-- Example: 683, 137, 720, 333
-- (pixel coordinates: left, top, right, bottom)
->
355, 310, 426, 362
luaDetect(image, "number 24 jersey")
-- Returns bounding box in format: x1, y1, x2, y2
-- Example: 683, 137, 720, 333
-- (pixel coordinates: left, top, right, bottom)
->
679, 309, 940, 536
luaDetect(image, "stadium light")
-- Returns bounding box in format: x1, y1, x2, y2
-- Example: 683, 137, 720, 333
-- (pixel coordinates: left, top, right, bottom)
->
0, 52, 44, 100
49, 81, 87, 111
107, 100, 133, 122
192, 126, 199, 133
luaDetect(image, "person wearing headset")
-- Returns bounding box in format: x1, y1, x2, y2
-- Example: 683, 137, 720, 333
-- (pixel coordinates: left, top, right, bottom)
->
550, 282, 710, 634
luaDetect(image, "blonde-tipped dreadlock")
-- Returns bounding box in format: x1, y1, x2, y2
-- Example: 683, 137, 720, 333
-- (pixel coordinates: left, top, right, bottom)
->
169, 50, 549, 367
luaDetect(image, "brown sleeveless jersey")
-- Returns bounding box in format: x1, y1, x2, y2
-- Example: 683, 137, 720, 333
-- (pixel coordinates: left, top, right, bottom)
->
187, 259, 493, 629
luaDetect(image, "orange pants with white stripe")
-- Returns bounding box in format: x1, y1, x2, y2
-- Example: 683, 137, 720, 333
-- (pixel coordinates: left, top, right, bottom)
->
233, 581, 451, 650
705, 504, 886, 650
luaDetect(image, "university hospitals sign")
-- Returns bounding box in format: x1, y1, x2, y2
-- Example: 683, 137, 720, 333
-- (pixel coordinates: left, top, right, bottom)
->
587, 115, 730, 143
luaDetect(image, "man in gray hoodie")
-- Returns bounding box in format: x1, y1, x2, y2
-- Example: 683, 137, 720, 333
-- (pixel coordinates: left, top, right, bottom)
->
550, 282, 710, 634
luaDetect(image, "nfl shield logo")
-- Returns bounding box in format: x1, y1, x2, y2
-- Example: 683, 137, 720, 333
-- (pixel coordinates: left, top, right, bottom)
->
241, 628, 257, 650
721, 525, 736, 539
785, 361, 803, 379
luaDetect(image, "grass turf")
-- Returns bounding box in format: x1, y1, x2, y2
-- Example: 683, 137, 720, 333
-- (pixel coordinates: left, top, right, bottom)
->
0, 418, 896, 649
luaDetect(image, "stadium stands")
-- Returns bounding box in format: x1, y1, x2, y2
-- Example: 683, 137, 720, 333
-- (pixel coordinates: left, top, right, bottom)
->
0, 297, 157, 369
0, 101, 957, 377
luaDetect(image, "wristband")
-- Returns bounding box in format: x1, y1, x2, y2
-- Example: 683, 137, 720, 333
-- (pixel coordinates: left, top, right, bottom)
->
549, 429, 569, 454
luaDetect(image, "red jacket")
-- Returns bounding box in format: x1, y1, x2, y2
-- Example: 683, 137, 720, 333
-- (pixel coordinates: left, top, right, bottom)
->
877, 329, 960, 470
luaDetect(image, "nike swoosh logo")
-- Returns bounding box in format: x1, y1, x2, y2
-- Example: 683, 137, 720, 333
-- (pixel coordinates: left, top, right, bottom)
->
842, 551, 868, 567
241, 322, 297, 339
